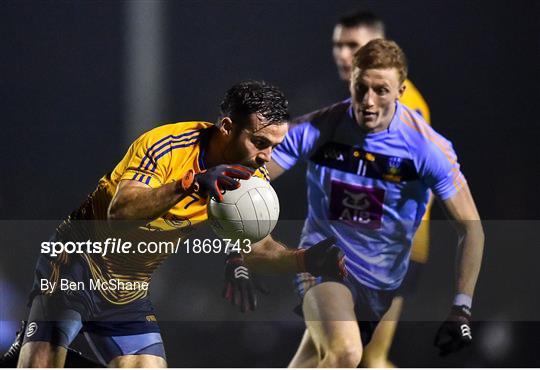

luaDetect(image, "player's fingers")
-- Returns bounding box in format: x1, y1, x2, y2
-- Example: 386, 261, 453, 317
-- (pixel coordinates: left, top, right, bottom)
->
439, 340, 463, 357
228, 165, 255, 175
433, 326, 448, 346
247, 283, 257, 311
210, 181, 224, 202
235, 282, 244, 308
231, 282, 238, 306
239, 283, 248, 313
324, 246, 344, 278
313, 236, 337, 250
328, 245, 341, 259
218, 176, 241, 190
223, 166, 253, 180
223, 282, 233, 301
224, 283, 234, 301
253, 278, 270, 295
435, 336, 452, 350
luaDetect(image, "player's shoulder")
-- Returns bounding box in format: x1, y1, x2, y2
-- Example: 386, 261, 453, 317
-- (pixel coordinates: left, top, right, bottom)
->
135, 121, 214, 146
291, 99, 350, 129
143, 121, 213, 140
396, 103, 454, 158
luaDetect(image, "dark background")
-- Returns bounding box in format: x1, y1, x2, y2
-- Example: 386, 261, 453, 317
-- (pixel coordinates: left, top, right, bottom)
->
1, 0, 539, 367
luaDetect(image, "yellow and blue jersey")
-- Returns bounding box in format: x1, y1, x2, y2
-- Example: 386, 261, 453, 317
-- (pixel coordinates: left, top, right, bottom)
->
52, 121, 267, 304
105, 121, 213, 230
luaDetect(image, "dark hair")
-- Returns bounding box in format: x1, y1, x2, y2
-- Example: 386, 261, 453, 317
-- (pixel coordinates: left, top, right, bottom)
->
220, 80, 289, 125
337, 10, 385, 35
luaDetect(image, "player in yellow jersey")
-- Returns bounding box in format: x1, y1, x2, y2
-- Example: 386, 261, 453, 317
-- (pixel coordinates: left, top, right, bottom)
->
288, 10, 433, 368
12, 80, 345, 368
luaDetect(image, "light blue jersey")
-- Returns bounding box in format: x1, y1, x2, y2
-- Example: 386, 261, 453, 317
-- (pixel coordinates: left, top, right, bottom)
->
273, 100, 466, 290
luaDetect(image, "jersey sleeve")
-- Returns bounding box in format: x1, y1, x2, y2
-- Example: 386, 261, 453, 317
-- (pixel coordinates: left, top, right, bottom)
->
253, 166, 270, 182
418, 136, 466, 200
271, 122, 320, 170
120, 131, 172, 188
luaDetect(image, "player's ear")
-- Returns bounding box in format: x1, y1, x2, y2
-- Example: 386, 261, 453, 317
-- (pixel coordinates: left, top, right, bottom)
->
220, 117, 233, 136
398, 82, 406, 99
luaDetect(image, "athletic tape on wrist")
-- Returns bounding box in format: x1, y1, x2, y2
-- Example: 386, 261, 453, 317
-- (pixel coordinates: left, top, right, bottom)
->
453, 293, 472, 309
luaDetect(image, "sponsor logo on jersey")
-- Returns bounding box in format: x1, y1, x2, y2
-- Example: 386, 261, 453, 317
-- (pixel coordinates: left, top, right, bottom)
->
329, 180, 385, 229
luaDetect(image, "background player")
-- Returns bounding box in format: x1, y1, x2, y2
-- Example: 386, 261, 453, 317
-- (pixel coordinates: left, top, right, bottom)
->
266, 39, 484, 367
15, 80, 344, 368
331, 10, 432, 367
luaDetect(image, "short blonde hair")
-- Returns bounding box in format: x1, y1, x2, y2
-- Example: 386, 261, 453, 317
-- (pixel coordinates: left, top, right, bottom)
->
353, 39, 408, 83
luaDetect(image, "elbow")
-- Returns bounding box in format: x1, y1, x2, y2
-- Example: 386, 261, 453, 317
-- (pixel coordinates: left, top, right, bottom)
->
107, 209, 121, 221
107, 204, 142, 230
107, 202, 127, 221
459, 220, 485, 246
478, 223, 485, 243
472, 220, 485, 243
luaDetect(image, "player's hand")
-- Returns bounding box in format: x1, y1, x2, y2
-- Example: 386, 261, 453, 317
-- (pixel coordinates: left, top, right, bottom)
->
434, 305, 473, 356
223, 252, 268, 312
295, 237, 347, 279
195, 164, 253, 202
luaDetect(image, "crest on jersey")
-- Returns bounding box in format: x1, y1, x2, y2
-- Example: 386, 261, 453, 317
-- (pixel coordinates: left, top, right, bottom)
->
388, 156, 402, 170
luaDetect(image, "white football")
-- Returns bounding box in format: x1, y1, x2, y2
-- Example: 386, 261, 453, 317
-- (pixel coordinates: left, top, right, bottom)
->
207, 176, 280, 242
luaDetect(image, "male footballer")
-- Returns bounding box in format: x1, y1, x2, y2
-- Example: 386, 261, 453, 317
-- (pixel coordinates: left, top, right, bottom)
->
267, 39, 484, 367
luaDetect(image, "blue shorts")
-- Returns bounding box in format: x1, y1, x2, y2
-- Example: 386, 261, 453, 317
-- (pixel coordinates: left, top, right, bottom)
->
294, 273, 396, 346
24, 233, 166, 365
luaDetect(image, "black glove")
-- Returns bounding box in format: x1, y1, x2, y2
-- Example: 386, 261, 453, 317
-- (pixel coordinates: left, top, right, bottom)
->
295, 237, 347, 279
434, 305, 473, 356
195, 164, 253, 202
222, 252, 268, 312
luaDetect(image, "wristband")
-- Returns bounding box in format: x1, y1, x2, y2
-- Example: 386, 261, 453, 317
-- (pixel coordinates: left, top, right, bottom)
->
453, 293, 472, 309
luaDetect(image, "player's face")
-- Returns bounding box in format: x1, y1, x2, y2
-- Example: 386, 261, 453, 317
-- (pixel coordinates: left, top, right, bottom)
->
333, 25, 383, 81
225, 113, 288, 169
350, 67, 405, 133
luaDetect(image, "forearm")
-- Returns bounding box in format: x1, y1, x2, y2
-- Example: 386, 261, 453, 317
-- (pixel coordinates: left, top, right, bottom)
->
455, 221, 485, 298
243, 235, 298, 275
108, 180, 187, 223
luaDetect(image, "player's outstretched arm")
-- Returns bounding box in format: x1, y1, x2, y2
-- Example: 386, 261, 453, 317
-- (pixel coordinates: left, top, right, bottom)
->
223, 235, 345, 312
243, 235, 297, 274
244, 234, 346, 278
442, 183, 484, 300
108, 165, 252, 225
434, 183, 485, 356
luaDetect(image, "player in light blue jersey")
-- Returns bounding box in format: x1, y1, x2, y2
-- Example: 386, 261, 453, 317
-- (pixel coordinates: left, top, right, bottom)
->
267, 39, 484, 367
